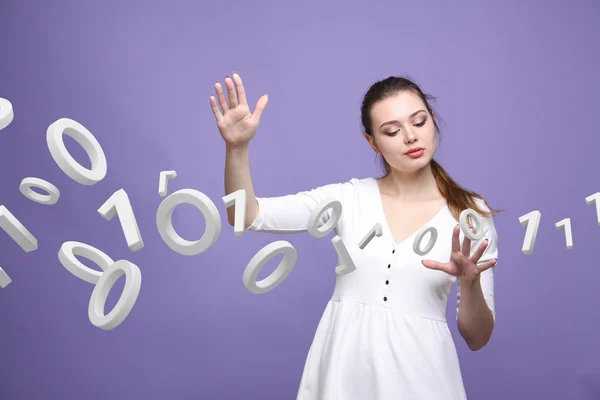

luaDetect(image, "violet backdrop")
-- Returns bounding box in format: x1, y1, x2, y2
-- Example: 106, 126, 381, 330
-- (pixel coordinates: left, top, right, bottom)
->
0, 0, 599, 399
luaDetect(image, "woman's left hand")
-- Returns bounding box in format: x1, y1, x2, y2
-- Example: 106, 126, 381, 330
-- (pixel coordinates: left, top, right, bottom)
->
421, 224, 497, 284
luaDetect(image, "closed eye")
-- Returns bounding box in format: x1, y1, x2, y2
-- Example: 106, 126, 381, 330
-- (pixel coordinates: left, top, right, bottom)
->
386, 121, 426, 136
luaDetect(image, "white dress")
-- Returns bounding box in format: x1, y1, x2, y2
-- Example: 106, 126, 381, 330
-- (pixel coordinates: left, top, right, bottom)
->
247, 177, 498, 400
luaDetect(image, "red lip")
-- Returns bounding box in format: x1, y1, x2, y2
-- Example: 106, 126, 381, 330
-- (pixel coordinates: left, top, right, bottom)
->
405, 147, 424, 155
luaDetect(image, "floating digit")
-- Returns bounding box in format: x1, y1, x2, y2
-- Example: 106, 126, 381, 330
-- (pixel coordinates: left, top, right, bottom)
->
413, 225, 438, 256
555, 218, 573, 250
0, 97, 14, 131
0, 267, 12, 288
357, 222, 382, 250
159, 170, 177, 197
98, 189, 144, 251
156, 189, 221, 255
243, 240, 296, 294
88, 259, 142, 330
0, 206, 38, 288
58, 241, 114, 284
459, 208, 484, 241
332, 236, 356, 276
46, 118, 107, 185
0, 206, 38, 252
222, 189, 246, 237
308, 199, 342, 238
519, 210, 541, 255
585, 192, 600, 226
19, 177, 60, 205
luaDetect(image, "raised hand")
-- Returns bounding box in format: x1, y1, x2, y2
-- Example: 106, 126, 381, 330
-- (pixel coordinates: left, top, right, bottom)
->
421, 224, 497, 284
210, 72, 268, 148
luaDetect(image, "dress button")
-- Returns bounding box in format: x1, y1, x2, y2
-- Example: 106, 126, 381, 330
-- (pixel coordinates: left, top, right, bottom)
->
383, 297, 388, 301
387, 264, 391, 269
392, 249, 395, 254
385, 280, 389, 285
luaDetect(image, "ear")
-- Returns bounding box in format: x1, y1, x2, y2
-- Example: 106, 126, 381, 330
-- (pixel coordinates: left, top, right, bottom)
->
364, 135, 379, 153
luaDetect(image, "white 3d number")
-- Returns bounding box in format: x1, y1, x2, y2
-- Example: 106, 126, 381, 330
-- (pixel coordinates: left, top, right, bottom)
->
156, 189, 221, 255
88, 259, 142, 330
57, 241, 141, 330
19, 177, 60, 205
357, 222, 382, 250
0, 97, 14, 131
332, 236, 356, 276
46, 118, 107, 185
243, 240, 296, 294
58, 241, 114, 284
0, 206, 38, 288
158, 170, 177, 197
459, 208, 484, 241
222, 189, 247, 237
307, 199, 342, 238
98, 189, 144, 252
555, 218, 573, 250
413, 226, 438, 256
585, 192, 600, 226
519, 210, 541, 255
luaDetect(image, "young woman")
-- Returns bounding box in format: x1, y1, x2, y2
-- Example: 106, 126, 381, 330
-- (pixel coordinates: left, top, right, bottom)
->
211, 72, 500, 399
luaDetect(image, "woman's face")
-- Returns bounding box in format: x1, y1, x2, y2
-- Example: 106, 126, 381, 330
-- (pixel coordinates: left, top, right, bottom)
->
366, 91, 437, 173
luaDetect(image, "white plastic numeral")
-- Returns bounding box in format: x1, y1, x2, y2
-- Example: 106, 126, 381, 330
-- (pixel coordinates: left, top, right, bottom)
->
46, 118, 107, 185
308, 199, 342, 238
158, 170, 177, 197
555, 218, 573, 250
0, 97, 14, 131
519, 210, 541, 255
413, 226, 438, 256
156, 189, 221, 255
222, 189, 247, 237
88, 259, 142, 330
585, 192, 600, 226
19, 177, 60, 205
243, 240, 296, 294
357, 222, 382, 250
332, 236, 356, 276
98, 189, 144, 252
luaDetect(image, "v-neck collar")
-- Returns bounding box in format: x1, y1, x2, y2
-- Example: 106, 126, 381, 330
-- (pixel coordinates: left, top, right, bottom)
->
369, 177, 449, 248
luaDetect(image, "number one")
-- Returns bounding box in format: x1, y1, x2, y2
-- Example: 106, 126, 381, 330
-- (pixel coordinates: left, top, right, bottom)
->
0, 205, 38, 288
98, 189, 144, 251
519, 210, 541, 255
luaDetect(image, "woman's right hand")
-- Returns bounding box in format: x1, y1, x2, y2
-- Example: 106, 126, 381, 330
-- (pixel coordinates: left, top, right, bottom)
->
210, 72, 268, 148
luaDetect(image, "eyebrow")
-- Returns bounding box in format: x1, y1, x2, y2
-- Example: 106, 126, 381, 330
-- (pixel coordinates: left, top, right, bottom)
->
379, 109, 427, 129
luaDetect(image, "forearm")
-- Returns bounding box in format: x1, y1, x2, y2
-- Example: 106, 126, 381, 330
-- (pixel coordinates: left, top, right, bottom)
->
224, 143, 258, 228
457, 276, 494, 351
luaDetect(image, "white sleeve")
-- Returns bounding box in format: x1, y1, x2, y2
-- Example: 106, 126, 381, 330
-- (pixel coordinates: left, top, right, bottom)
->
456, 198, 498, 323
246, 179, 354, 234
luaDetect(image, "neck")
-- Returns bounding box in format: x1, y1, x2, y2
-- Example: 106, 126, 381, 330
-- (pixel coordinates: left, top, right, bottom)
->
380, 163, 440, 201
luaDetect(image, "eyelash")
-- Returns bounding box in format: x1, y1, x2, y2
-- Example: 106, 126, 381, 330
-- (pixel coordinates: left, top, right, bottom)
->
387, 121, 426, 136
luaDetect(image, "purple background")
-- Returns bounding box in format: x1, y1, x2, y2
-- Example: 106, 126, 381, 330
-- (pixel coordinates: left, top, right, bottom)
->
1, 0, 599, 398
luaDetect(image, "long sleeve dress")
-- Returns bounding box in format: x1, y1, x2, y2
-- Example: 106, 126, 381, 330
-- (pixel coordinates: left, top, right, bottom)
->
247, 176, 498, 400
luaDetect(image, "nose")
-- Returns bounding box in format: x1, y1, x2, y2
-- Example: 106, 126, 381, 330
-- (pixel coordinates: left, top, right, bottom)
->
403, 125, 417, 143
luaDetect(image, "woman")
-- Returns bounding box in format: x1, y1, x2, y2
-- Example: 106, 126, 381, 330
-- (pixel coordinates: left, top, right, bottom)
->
210, 72, 500, 399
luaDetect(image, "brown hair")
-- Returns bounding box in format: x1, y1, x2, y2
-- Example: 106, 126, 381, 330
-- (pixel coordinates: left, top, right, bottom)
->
360, 75, 504, 222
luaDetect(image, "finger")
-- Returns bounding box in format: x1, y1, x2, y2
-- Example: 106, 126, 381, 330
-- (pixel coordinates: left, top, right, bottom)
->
421, 259, 452, 274
215, 81, 229, 114
462, 234, 471, 256
476, 258, 497, 273
232, 72, 247, 106
209, 96, 223, 123
470, 238, 488, 263
225, 76, 238, 108
452, 224, 461, 252
251, 94, 269, 124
